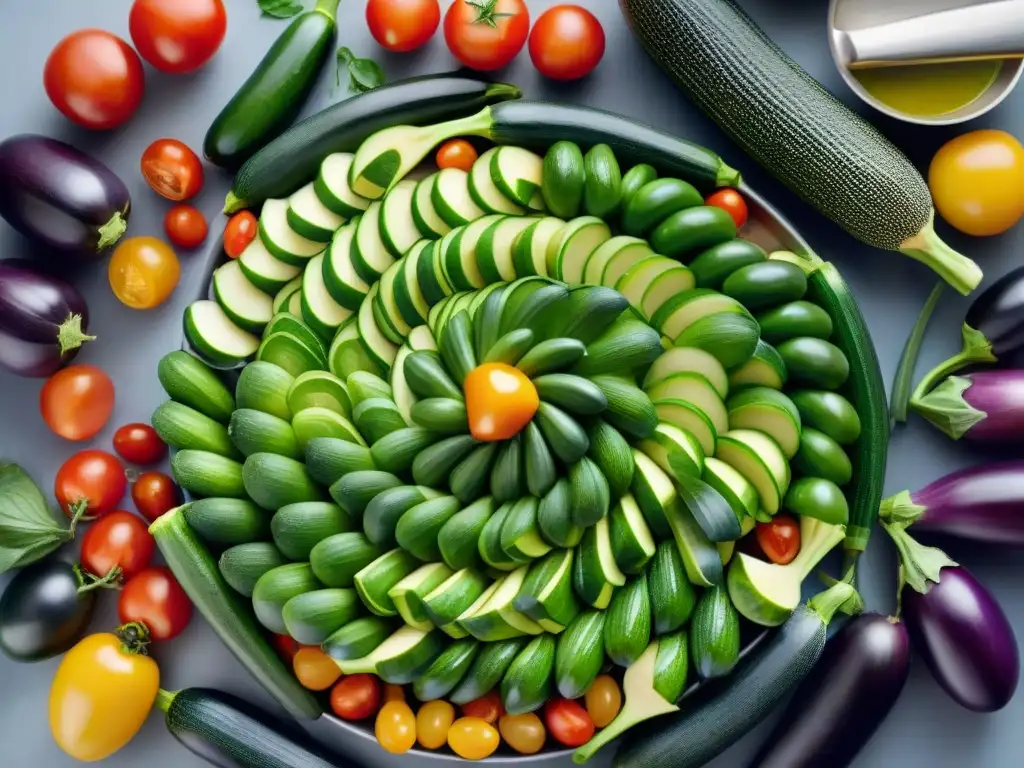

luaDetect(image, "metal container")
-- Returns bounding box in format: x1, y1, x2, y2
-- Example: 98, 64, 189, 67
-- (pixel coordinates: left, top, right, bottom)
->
828, 0, 1024, 125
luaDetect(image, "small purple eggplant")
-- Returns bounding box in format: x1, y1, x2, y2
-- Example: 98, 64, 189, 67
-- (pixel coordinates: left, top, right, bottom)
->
903, 565, 1019, 713
751, 612, 910, 768
913, 371, 1024, 442
880, 462, 1024, 545
0, 261, 94, 377
0, 135, 130, 261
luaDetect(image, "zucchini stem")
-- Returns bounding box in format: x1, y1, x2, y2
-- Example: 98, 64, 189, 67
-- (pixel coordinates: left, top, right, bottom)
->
792, 519, 846, 583
891, 282, 944, 426
806, 581, 858, 625
155, 689, 178, 714
314, 0, 341, 20
899, 213, 982, 296
910, 323, 996, 405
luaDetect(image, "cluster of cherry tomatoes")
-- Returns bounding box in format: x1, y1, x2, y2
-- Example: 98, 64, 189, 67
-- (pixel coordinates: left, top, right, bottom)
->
367, 0, 605, 81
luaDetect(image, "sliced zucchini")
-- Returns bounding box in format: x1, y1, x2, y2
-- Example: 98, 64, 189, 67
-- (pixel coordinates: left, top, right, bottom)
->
272, 275, 302, 314
645, 373, 729, 438
287, 370, 350, 417
259, 198, 325, 265
726, 387, 802, 458
423, 568, 491, 633
445, 215, 503, 291
338, 626, 446, 685
609, 495, 657, 576
389, 562, 455, 630
300, 254, 353, 340
264, 314, 328, 362
287, 182, 344, 243
728, 339, 788, 391
573, 517, 626, 610
323, 224, 369, 310
238, 237, 303, 295
653, 398, 717, 457
651, 289, 743, 342
257, 332, 324, 378
316, 152, 371, 219
513, 217, 564, 278
630, 450, 678, 540
616, 256, 681, 313
640, 265, 697, 321
358, 284, 399, 374
353, 202, 396, 284
665, 492, 724, 588
212, 259, 274, 333
433, 168, 486, 227
185, 300, 259, 368
644, 346, 729, 400
715, 429, 792, 516
554, 217, 612, 284
354, 549, 421, 617
639, 422, 705, 483
412, 173, 452, 239
458, 567, 544, 641
583, 236, 650, 287
394, 243, 431, 327
703, 456, 760, 520
477, 216, 534, 284
514, 549, 580, 633
470, 147, 526, 215
380, 180, 421, 258
328, 319, 380, 380
491, 146, 546, 211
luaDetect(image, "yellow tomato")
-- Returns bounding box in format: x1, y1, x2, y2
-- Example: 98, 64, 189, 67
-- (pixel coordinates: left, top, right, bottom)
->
417, 699, 456, 749
108, 236, 181, 309
383, 683, 406, 703
464, 362, 539, 441
293, 646, 341, 691
584, 674, 622, 727
375, 700, 417, 754
49, 631, 160, 762
929, 130, 1024, 236
448, 716, 501, 760
499, 712, 546, 755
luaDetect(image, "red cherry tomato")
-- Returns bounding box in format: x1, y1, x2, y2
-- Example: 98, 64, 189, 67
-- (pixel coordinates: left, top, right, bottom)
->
55, 450, 127, 519
444, 0, 530, 72
43, 30, 145, 130
544, 698, 595, 747
330, 674, 382, 720
272, 634, 301, 662
80, 510, 155, 581
461, 690, 504, 724
529, 5, 606, 81
436, 139, 479, 172
705, 188, 749, 229
131, 471, 181, 523
40, 365, 115, 441
112, 423, 167, 465
366, 0, 440, 53
129, 0, 227, 74
118, 566, 192, 641
141, 139, 204, 201
756, 514, 801, 565
223, 211, 258, 259
164, 205, 209, 249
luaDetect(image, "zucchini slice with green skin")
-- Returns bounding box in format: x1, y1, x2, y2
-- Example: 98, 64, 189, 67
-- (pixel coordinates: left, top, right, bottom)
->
322, 615, 396, 662
239, 237, 303, 295
490, 437, 524, 504
573, 517, 626, 610
500, 497, 551, 563
150, 509, 321, 719
450, 638, 528, 705
793, 427, 853, 487
647, 540, 697, 635
726, 387, 802, 458
282, 587, 360, 645
157, 350, 236, 423
583, 144, 623, 219
317, 152, 371, 219
172, 451, 247, 499
458, 567, 544, 641
271, 501, 350, 560
501, 634, 556, 715
534, 402, 590, 464
228, 408, 300, 460
690, 584, 741, 679
568, 457, 611, 528
379, 180, 421, 257
604, 574, 652, 668
620, 163, 658, 211
450, 442, 499, 504
218, 543, 287, 598
339, 626, 447, 684
288, 370, 350, 418
310, 532, 383, 588
362, 485, 438, 549
555, 609, 606, 699
184, 498, 270, 547
412, 435, 478, 489
492, 146, 546, 211
776, 337, 851, 390
212, 260, 274, 334
413, 173, 454, 238
471, 147, 526, 216
789, 389, 861, 445
537, 478, 583, 550
252, 563, 322, 634
621, 178, 704, 236
729, 339, 788, 392
153, 401, 239, 459
287, 182, 344, 243
396, 495, 464, 562
329, 469, 402, 518
422, 567, 491, 632
415, 638, 481, 701
354, 549, 421, 617
638, 423, 705, 485
689, 238, 769, 290
609, 495, 657, 575
185, 300, 260, 369
721, 260, 808, 312
514, 548, 580, 633
542, 141, 586, 219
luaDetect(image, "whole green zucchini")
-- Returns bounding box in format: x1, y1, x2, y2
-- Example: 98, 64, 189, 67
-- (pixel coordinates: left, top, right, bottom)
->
158, 688, 342, 768
225, 74, 522, 212
150, 507, 321, 720
619, 0, 982, 295
204, 0, 340, 170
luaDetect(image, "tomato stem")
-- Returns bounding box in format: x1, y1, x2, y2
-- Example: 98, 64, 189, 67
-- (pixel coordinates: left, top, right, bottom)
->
116, 621, 152, 655
56, 313, 97, 355
96, 211, 128, 251
66, 499, 91, 537
468, 0, 515, 26
75, 564, 123, 593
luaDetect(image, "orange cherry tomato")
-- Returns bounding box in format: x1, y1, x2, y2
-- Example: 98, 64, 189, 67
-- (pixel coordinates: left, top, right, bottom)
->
223, 211, 258, 258
331, 674, 381, 720
382, 683, 406, 703
141, 138, 204, 201
461, 690, 504, 723
756, 514, 801, 565
113, 423, 167, 465
164, 205, 209, 249
464, 363, 539, 441
41, 365, 115, 441
375, 700, 417, 754
131, 471, 181, 522
436, 139, 479, 172
417, 699, 455, 749
544, 698, 594, 747
584, 674, 622, 727
448, 716, 501, 760
54, 450, 126, 518
294, 646, 342, 690
109, 236, 181, 309
705, 188, 749, 229
499, 712, 546, 755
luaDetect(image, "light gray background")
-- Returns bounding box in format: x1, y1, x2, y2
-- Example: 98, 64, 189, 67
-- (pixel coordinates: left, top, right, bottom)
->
1, 1, 1022, 766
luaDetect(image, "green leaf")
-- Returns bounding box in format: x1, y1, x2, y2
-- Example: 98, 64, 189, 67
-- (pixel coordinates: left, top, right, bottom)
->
336, 47, 386, 94
890, 282, 943, 427
0, 462, 73, 574
259, 0, 304, 19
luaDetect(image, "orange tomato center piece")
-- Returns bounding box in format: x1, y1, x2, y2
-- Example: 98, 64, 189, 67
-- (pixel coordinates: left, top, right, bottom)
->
464, 363, 539, 442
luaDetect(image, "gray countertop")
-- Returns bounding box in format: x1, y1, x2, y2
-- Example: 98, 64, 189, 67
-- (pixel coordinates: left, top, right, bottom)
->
2, 1, 1023, 766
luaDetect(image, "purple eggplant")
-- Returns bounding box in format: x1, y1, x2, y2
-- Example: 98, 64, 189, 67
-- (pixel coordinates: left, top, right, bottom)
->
914, 371, 1024, 442
750, 612, 910, 768
903, 566, 1019, 712
0, 261, 94, 377
880, 462, 1024, 545
0, 135, 130, 261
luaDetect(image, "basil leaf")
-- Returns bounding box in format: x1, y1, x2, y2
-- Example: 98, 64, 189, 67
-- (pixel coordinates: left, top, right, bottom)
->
336, 47, 386, 94
259, 0, 304, 19
0, 462, 73, 574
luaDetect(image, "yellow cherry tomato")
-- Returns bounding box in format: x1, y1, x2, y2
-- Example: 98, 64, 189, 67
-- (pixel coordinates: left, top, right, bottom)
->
417, 699, 456, 749
383, 683, 406, 703
499, 712, 546, 755
108, 236, 181, 309
464, 362, 539, 441
929, 129, 1024, 236
585, 674, 622, 728
448, 716, 501, 760
293, 646, 341, 691
376, 700, 417, 754
49, 630, 160, 762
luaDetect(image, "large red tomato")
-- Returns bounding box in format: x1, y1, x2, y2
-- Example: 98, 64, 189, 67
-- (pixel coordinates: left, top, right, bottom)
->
366, 0, 440, 53
118, 566, 192, 641
444, 0, 529, 72
129, 0, 227, 74
54, 450, 127, 519
43, 30, 145, 130
80, 511, 155, 581
529, 5, 606, 81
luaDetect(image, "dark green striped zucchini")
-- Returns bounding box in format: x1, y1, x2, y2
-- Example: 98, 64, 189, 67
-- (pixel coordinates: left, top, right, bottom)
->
619, 0, 982, 295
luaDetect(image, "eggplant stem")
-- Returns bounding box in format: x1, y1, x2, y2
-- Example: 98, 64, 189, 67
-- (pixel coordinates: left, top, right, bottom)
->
96, 211, 128, 251
56, 314, 96, 354
881, 520, 958, 595
911, 323, 997, 404
899, 212, 982, 296
878, 489, 927, 527
891, 282, 944, 426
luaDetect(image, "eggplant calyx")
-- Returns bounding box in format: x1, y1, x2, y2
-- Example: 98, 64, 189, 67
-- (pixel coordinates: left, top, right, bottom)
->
155, 689, 178, 714
899, 212, 983, 297
882, 520, 958, 596
879, 489, 928, 527
223, 191, 247, 214
56, 314, 96, 355
911, 375, 986, 440
806, 581, 859, 626
911, 323, 997, 404
116, 621, 152, 655
96, 211, 128, 251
